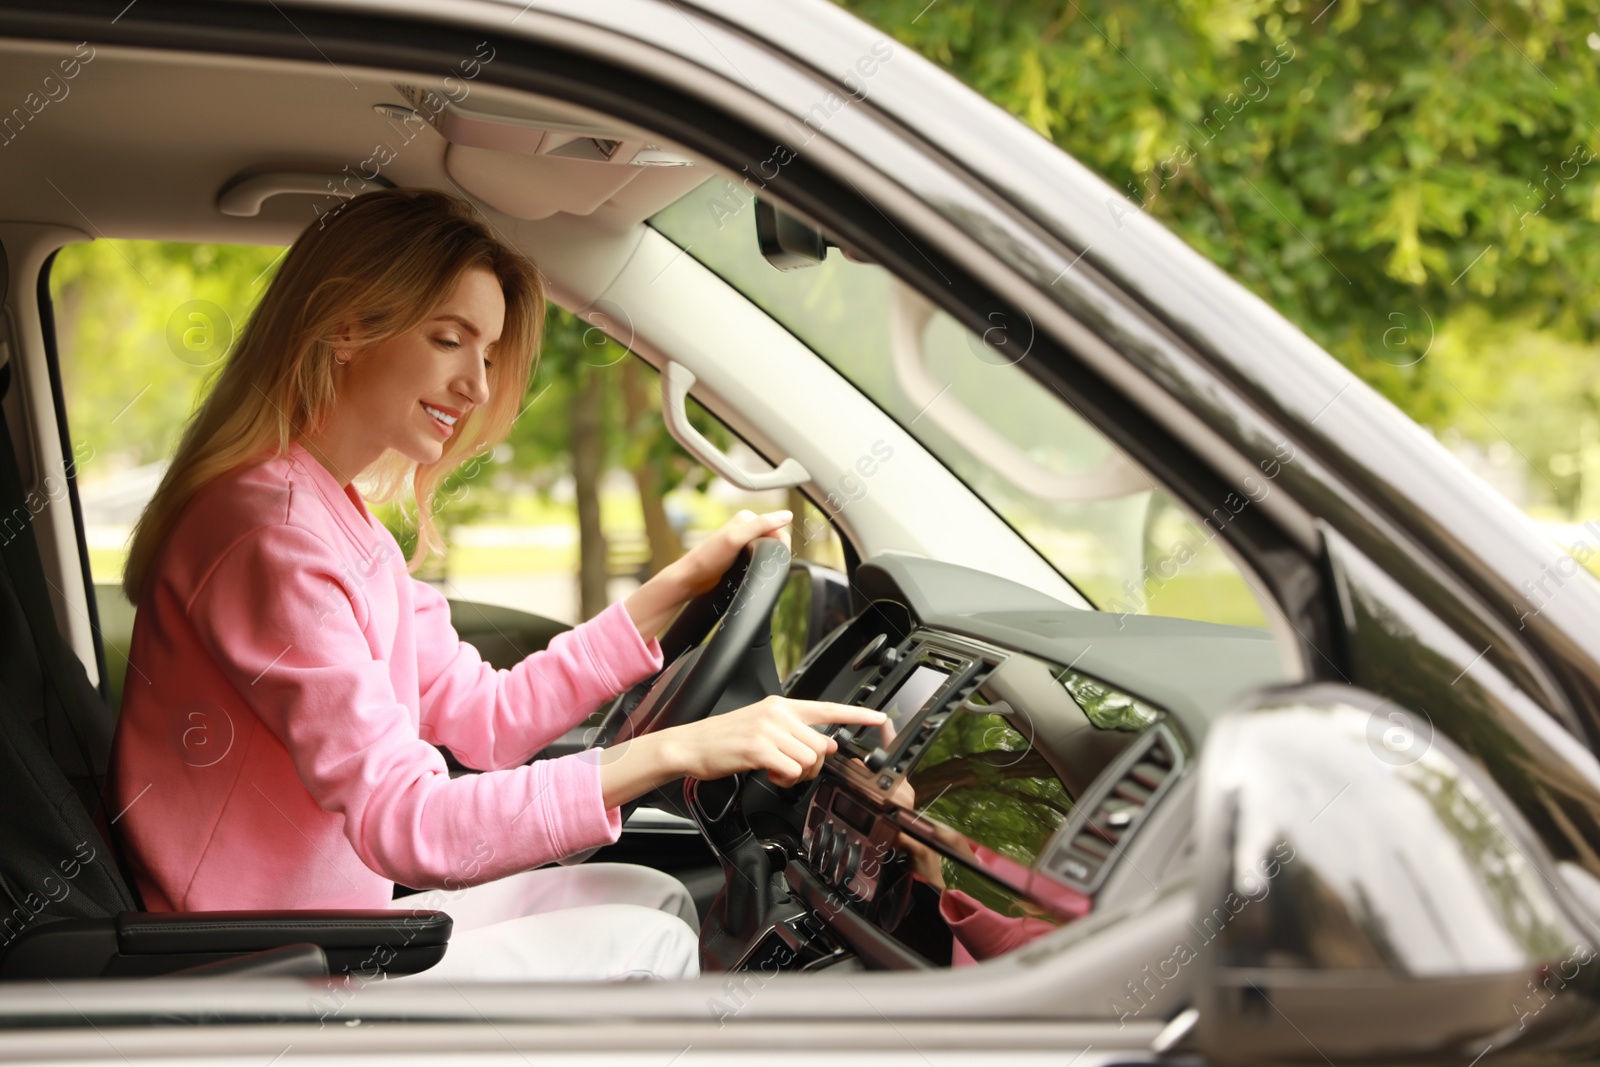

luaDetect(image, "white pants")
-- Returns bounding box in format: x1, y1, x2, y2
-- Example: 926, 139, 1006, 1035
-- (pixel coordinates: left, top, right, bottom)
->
387, 862, 701, 982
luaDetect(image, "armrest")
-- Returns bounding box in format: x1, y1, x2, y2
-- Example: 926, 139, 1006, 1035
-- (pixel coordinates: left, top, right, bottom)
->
117, 909, 451, 954
0, 910, 451, 981
168, 942, 329, 979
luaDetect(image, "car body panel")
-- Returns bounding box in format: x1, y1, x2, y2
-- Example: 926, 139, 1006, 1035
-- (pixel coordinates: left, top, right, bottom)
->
0, 2, 1597, 1063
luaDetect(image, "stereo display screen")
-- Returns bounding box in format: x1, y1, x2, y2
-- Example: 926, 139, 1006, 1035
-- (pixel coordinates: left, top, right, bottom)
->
856, 664, 949, 753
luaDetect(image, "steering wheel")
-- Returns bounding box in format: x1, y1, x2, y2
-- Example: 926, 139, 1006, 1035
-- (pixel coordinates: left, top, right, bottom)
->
582, 535, 792, 820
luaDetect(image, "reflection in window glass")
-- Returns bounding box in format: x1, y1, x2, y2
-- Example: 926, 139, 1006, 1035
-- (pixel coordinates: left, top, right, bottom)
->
929, 843, 1064, 960
1060, 673, 1162, 732
650, 179, 1269, 629
908, 708, 1074, 872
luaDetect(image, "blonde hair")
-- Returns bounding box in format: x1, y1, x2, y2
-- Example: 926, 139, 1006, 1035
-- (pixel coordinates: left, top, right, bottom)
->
122, 187, 545, 605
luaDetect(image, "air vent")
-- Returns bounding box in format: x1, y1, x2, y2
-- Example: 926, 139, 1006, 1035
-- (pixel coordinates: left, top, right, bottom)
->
1046, 729, 1179, 891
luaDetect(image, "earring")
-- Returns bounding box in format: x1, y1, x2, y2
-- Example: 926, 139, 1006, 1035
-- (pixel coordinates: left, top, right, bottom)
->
334, 351, 349, 366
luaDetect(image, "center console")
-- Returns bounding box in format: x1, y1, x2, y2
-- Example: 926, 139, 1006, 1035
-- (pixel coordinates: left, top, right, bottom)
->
714, 618, 1187, 973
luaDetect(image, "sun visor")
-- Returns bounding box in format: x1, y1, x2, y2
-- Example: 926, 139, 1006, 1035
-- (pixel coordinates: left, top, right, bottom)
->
403, 89, 698, 221
444, 143, 644, 220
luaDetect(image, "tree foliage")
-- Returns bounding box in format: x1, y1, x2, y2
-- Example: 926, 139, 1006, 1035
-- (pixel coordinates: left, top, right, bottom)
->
837, 0, 1600, 513
50, 241, 285, 474
51, 241, 738, 608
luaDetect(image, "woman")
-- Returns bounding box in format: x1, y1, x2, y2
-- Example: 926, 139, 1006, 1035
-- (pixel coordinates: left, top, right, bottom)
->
109, 187, 884, 982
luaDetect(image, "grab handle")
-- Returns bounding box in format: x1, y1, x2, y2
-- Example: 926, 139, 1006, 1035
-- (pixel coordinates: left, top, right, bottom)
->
661, 361, 809, 491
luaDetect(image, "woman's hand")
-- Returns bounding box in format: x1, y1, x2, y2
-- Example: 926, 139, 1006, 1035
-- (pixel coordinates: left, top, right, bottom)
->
887, 776, 978, 891
622, 509, 794, 640
886, 777, 948, 889
595, 697, 887, 808
896, 831, 948, 890
669, 508, 794, 599
660, 696, 880, 786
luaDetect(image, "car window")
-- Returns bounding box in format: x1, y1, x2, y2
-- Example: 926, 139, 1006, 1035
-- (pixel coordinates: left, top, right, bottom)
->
47, 239, 848, 707
651, 180, 1271, 630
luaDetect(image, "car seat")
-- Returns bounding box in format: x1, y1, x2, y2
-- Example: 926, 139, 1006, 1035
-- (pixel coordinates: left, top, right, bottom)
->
0, 356, 451, 980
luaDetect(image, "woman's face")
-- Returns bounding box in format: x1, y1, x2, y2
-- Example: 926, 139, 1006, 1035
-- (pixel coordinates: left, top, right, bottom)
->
337, 266, 505, 468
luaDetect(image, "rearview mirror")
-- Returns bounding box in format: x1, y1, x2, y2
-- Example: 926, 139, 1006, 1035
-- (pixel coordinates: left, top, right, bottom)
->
754, 197, 832, 270
752, 196, 878, 271
1192, 684, 1600, 1063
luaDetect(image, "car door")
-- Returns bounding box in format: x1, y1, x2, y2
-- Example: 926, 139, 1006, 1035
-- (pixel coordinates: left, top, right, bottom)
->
1, 1, 1598, 1065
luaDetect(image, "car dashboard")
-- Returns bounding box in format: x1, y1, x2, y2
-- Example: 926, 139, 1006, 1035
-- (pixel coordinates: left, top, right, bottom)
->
725, 552, 1287, 971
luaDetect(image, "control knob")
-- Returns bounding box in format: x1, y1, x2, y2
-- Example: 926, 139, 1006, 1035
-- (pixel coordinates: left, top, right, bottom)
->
839, 841, 862, 888
813, 821, 835, 866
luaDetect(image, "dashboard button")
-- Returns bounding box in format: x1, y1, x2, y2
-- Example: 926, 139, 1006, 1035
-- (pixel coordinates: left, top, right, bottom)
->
864, 747, 891, 771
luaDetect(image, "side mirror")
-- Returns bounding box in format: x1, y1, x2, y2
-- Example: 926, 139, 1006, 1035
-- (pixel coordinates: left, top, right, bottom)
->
1192, 684, 1600, 1063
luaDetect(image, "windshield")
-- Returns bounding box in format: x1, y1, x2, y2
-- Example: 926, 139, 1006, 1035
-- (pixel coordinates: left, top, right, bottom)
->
650, 179, 1269, 629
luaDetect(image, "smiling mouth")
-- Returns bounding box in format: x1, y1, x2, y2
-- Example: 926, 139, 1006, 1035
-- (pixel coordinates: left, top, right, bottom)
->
421, 402, 458, 436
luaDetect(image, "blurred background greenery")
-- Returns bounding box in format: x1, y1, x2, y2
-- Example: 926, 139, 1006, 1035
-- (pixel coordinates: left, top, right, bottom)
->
50, 238, 847, 634
838, 0, 1600, 552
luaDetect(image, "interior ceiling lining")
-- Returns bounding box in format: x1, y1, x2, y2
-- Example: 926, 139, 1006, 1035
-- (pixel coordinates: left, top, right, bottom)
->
0, 37, 714, 254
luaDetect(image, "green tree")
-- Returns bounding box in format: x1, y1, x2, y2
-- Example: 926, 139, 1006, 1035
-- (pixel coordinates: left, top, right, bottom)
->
52, 238, 747, 610
50, 241, 285, 472
837, 0, 1600, 514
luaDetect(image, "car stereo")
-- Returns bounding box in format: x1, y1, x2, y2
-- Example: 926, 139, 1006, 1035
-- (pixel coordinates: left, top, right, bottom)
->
795, 629, 1183, 967
839, 637, 992, 787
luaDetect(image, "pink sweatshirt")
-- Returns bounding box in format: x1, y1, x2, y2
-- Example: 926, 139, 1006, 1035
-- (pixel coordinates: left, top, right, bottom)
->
111, 440, 663, 912
933, 844, 1088, 965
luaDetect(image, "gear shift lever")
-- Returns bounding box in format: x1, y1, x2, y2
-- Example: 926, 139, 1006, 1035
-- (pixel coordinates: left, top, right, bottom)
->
685, 776, 797, 972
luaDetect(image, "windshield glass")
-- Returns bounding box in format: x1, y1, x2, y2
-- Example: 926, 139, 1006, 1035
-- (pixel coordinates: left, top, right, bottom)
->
650, 179, 1269, 629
